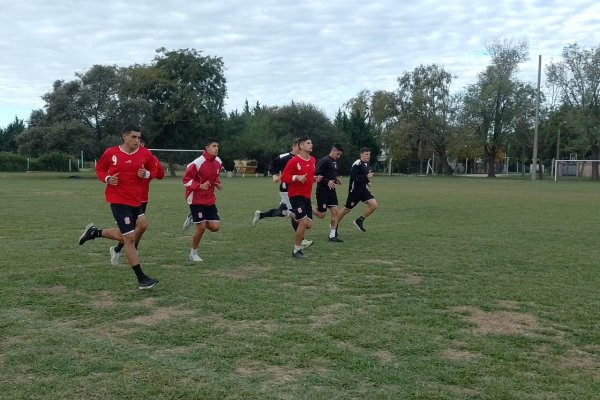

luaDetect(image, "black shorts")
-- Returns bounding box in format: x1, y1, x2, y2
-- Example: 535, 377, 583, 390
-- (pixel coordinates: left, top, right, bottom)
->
344, 191, 375, 209
316, 190, 339, 212
110, 204, 144, 236
289, 196, 313, 220
141, 201, 148, 214
189, 204, 220, 223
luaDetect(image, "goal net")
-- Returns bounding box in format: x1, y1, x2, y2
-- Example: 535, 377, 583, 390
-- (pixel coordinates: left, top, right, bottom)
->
148, 148, 203, 177
554, 160, 600, 181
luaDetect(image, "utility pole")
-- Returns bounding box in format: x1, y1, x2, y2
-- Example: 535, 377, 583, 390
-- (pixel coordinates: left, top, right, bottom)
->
531, 55, 541, 180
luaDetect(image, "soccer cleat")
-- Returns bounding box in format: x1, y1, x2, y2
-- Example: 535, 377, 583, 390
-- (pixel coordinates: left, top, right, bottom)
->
182, 212, 193, 231
292, 250, 307, 259
353, 218, 366, 233
78, 223, 96, 245
300, 239, 314, 249
187, 253, 203, 262
328, 236, 344, 242
138, 277, 158, 290
252, 210, 261, 227
109, 246, 121, 266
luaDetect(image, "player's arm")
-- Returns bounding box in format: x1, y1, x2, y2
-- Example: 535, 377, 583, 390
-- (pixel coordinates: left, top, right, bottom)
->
182, 164, 202, 191
153, 154, 165, 180
280, 159, 299, 184
95, 151, 112, 183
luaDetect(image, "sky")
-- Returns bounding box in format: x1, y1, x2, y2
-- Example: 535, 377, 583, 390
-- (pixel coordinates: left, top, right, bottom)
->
0, 0, 598, 128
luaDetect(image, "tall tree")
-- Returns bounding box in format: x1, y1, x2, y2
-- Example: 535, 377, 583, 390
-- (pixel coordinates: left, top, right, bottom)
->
462, 39, 529, 177
0, 116, 25, 153
546, 43, 600, 179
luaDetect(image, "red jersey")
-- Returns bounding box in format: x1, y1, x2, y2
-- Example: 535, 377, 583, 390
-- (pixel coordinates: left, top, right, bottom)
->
140, 153, 165, 203
95, 145, 158, 207
183, 151, 222, 205
280, 154, 316, 199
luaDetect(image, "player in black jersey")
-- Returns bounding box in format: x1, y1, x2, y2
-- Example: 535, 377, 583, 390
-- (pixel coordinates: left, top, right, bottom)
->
333, 147, 378, 236
315, 144, 344, 242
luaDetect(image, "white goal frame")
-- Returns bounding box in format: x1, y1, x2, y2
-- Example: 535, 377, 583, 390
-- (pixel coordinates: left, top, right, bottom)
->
554, 159, 600, 181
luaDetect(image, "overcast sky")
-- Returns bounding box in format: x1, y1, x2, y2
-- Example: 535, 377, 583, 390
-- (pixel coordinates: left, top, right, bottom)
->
0, 0, 598, 128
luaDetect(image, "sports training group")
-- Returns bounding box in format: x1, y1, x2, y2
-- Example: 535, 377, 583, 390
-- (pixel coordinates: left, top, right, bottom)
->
78, 125, 378, 290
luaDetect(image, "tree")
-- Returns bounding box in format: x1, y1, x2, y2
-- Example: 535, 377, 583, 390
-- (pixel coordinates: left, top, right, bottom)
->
395, 64, 456, 174
0, 116, 25, 153
461, 39, 529, 177
546, 43, 600, 180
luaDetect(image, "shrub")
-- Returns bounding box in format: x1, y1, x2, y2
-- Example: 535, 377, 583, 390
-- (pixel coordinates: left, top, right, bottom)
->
0, 152, 28, 172
31, 152, 79, 172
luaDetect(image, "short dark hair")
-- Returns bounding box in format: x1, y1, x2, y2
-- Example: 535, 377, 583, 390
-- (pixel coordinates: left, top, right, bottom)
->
359, 147, 370, 154
292, 137, 301, 146
205, 138, 219, 147
121, 124, 141, 135
298, 136, 311, 145
332, 143, 344, 152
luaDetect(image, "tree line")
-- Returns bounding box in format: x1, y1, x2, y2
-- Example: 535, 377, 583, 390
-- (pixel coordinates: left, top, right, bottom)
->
1, 40, 599, 178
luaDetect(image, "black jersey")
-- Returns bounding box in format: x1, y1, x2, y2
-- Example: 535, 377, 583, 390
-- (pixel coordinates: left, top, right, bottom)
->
348, 159, 371, 193
315, 155, 339, 193
270, 151, 294, 192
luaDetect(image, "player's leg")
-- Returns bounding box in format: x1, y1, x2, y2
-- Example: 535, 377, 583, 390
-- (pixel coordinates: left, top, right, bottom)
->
111, 204, 158, 289
354, 193, 377, 233
290, 197, 313, 259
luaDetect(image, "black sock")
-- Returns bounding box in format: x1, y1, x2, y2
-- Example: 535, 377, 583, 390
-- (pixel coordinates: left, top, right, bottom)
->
114, 242, 123, 253
132, 264, 145, 281
94, 228, 103, 238
357, 216, 365, 222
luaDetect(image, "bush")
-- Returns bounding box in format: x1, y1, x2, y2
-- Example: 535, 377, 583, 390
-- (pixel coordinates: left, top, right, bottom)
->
0, 152, 28, 172
30, 152, 79, 172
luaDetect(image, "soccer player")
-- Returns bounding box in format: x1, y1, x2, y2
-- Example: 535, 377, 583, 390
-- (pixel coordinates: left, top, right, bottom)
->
109, 133, 164, 266
315, 143, 344, 242
183, 138, 222, 262
280, 136, 321, 259
251, 138, 314, 249
78, 124, 159, 290
333, 147, 378, 237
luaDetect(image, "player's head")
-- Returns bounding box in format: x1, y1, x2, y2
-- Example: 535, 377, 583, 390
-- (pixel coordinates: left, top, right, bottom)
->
204, 138, 219, 156
298, 136, 313, 154
330, 143, 344, 159
291, 137, 301, 154
359, 147, 371, 162
121, 124, 141, 150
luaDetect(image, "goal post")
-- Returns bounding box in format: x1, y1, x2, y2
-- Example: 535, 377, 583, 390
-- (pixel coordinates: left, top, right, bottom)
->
554, 159, 600, 181
147, 148, 203, 177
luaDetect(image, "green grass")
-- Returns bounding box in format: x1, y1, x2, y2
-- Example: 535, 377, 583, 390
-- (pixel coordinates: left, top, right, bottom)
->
1, 172, 599, 399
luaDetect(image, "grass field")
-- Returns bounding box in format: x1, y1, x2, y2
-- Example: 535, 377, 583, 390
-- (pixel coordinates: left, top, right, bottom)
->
1, 172, 599, 399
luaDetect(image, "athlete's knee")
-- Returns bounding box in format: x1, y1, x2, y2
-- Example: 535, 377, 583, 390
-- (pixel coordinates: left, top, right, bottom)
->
207, 222, 220, 232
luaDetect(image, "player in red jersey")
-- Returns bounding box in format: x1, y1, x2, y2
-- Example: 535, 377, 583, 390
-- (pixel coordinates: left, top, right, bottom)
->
78, 124, 159, 290
280, 136, 323, 259
109, 133, 165, 266
183, 138, 223, 262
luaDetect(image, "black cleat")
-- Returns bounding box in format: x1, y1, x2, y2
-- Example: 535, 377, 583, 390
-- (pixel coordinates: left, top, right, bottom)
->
328, 236, 344, 242
138, 277, 159, 290
292, 250, 307, 259
78, 223, 97, 245
353, 218, 366, 233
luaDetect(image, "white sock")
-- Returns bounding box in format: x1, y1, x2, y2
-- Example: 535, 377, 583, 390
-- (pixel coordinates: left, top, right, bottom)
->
329, 228, 336, 238
294, 245, 302, 252
190, 248, 198, 256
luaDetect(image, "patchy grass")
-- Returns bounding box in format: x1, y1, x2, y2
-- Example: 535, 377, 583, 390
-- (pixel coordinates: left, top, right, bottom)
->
0, 172, 599, 399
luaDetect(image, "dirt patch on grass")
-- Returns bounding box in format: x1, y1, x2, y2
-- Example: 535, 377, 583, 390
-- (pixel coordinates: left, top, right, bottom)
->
404, 275, 423, 285
121, 300, 195, 326
89, 291, 119, 309
236, 360, 304, 386
555, 349, 600, 378
495, 300, 521, 310
310, 303, 347, 328
36, 285, 69, 294
374, 350, 395, 364
450, 306, 540, 336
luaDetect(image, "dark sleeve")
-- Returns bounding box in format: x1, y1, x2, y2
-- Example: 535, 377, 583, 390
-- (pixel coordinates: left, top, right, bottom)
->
315, 158, 326, 176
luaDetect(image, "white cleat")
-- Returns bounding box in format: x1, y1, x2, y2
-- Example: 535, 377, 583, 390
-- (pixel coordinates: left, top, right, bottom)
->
252, 210, 260, 227
187, 253, 203, 262
182, 212, 193, 231
109, 246, 121, 266
300, 239, 314, 249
